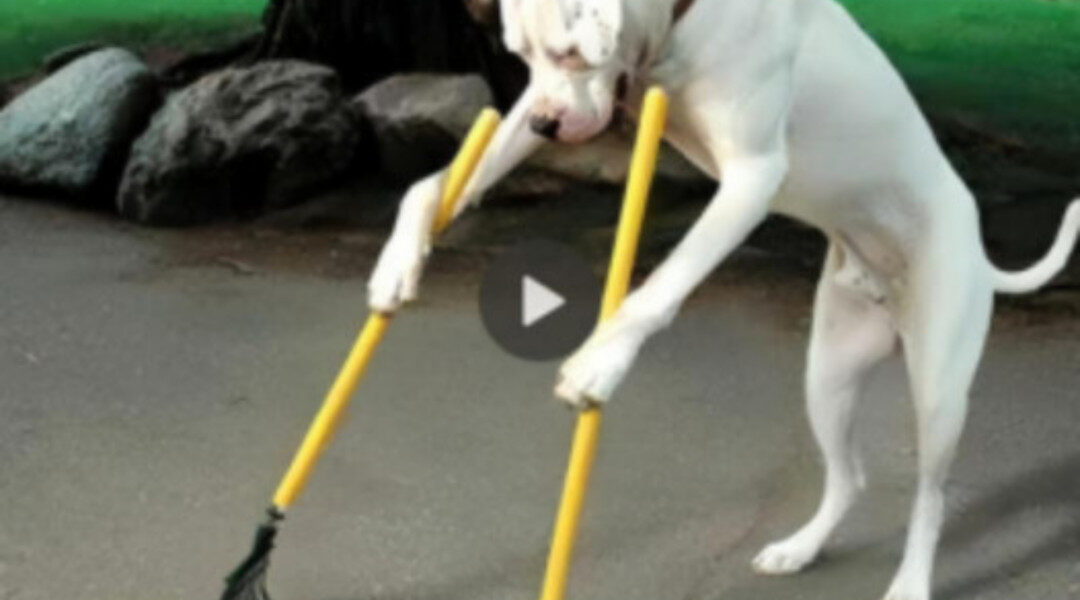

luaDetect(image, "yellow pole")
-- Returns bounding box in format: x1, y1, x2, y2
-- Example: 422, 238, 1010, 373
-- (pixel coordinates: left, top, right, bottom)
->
271, 108, 502, 510
538, 88, 669, 600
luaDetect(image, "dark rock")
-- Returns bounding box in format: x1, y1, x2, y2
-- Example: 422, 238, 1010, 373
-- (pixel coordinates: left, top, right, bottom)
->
352, 74, 493, 180
529, 130, 707, 187
353, 73, 707, 187
159, 32, 262, 88
118, 60, 360, 226
0, 48, 159, 199
42, 42, 108, 74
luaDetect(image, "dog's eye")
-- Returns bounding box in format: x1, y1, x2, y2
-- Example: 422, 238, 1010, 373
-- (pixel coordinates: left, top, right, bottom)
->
520, 40, 534, 59
546, 46, 590, 71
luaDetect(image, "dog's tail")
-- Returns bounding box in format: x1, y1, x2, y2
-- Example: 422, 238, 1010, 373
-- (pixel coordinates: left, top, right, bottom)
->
990, 198, 1080, 295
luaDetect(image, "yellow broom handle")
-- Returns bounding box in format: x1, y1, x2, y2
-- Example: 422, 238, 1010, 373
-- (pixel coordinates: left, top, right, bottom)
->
435, 109, 503, 234
539, 88, 668, 600
272, 109, 502, 510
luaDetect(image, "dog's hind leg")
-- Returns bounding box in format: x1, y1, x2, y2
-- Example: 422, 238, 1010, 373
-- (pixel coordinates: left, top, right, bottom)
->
754, 243, 897, 575
884, 256, 992, 600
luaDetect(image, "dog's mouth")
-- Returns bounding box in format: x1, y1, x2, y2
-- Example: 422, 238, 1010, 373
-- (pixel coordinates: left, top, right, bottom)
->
536, 72, 630, 143
616, 72, 630, 104
608, 72, 632, 132
609, 105, 628, 132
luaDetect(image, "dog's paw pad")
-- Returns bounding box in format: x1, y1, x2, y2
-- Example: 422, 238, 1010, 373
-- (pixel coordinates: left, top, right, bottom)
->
752, 541, 816, 576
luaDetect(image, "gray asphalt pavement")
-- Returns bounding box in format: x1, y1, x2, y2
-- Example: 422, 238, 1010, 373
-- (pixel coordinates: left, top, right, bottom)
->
1, 195, 1078, 600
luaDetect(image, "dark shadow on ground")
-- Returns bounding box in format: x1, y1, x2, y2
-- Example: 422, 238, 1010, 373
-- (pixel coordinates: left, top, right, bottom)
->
939, 453, 1080, 600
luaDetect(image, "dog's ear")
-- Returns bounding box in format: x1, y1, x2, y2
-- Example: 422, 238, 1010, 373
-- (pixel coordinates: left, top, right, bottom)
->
572, 0, 623, 65
500, 0, 526, 53
464, 0, 499, 28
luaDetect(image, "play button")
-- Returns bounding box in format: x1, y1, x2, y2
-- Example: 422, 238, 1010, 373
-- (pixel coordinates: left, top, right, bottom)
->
480, 239, 601, 361
522, 276, 565, 327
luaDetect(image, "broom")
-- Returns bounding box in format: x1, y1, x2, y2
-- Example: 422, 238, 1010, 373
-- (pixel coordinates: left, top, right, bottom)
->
538, 87, 668, 600
219, 107, 502, 600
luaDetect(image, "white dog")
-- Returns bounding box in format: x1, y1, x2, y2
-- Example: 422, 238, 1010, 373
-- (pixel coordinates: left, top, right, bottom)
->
368, 0, 1080, 598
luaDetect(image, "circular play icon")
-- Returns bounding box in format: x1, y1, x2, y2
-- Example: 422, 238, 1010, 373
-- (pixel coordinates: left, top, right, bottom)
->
479, 239, 601, 361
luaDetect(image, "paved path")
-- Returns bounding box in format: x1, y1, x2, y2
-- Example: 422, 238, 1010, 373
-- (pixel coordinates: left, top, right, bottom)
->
1, 196, 1078, 600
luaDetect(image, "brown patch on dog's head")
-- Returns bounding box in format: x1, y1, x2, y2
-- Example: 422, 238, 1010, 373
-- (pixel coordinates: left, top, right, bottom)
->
463, 0, 500, 28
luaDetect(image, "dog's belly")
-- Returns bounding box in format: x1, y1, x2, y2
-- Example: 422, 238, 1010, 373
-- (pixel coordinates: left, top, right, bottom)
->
777, 181, 918, 303
773, 133, 954, 305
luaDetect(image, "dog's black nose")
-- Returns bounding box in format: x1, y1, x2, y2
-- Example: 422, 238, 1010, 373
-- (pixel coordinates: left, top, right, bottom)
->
529, 115, 560, 139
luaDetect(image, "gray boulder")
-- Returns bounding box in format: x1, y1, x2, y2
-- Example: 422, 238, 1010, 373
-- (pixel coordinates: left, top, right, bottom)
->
42, 42, 108, 74
352, 73, 493, 179
0, 48, 159, 198
353, 73, 706, 187
529, 129, 706, 186
118, 60, 360, 226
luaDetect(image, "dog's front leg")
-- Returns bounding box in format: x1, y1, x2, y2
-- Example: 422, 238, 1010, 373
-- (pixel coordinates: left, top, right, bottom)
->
555, 154, 788, 407
368, 88, 544, 312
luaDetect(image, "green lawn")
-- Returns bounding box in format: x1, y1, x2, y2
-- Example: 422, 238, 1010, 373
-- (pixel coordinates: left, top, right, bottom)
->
0, 0, 1078, 149
0, 0, 265, 79
841, 0, 1080, 149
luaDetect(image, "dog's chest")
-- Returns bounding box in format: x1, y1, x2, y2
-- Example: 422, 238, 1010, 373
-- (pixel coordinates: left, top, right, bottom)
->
617, 82, 721, 180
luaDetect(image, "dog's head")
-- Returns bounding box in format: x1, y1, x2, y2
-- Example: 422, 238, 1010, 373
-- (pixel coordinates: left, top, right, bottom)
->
501, 0, 627, 143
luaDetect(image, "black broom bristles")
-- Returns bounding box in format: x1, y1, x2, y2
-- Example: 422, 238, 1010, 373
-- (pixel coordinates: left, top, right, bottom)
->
221, 509, 283, 600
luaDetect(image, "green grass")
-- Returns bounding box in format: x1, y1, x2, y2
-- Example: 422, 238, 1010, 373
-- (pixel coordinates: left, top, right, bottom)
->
841, 0, 1080, 149
0, 0, 265, 79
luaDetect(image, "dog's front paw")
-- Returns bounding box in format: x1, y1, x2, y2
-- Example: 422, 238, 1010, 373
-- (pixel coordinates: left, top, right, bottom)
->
882, 576, 929, 600
882, 593, 928, 600
368, 171, 446, 313
752, 538, 819, 576
554, 326, 641, 409
367, 235, 429, 313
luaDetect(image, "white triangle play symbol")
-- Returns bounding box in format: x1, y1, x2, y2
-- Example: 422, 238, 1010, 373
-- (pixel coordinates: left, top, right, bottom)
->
522, 275, 566, 327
